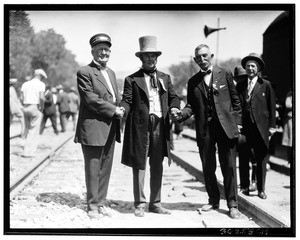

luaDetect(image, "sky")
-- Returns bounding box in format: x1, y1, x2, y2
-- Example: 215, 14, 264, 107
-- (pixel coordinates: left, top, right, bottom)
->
26, 8, 284, 77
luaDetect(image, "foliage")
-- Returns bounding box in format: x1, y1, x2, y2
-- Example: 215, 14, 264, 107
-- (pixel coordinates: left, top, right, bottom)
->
9, 11, 34, 81
9, 11, 79, 90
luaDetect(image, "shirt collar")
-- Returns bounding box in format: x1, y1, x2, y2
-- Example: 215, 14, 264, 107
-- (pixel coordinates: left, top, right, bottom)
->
248, 76, 258, 84
93, 60, 107, 70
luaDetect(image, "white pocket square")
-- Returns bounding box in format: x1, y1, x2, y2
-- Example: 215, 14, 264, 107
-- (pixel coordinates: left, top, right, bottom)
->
219, 85, 226, 89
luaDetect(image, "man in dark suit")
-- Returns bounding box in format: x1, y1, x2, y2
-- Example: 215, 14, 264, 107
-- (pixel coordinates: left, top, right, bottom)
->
175, 44, 242, 219
74, 33, 124, 219
120, 35, 180, 217
236, 53, 276, 199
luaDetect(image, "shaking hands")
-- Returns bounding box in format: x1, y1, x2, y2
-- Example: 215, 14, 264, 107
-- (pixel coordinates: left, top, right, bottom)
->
170, 107, 183, 121
115, 106, 125, 119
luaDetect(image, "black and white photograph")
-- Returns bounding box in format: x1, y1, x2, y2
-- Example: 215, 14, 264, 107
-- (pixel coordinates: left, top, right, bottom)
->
4, 2, 295, 238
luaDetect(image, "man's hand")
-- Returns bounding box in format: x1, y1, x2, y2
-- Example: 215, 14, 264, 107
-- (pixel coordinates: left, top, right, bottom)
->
115, 106, 125, 119
170, 108, 182, 121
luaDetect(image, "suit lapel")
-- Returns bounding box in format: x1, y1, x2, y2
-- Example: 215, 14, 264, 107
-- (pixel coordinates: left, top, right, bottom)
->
251, 77, 263, 99
107, 69, 119, 102
134, 70, 149, 99
195, 72, 207, 98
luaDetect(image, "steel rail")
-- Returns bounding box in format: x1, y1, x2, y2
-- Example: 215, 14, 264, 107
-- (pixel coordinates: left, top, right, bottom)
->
10, 133, 74, 200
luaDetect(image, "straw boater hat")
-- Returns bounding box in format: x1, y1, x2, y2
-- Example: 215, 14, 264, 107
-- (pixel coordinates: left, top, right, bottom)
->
89, 33, 112, 48
135, 35, 162, 58
9, 78, 18, 85
34, 69, 47, 79
241, 53, 265, 72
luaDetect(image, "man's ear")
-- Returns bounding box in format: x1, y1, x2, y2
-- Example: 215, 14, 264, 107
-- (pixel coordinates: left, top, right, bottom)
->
211, 54, 214, 59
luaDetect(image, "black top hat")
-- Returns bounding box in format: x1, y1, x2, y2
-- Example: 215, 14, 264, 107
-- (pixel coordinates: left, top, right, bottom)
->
135, 35, 162, 57
89, 33, 112, 48
241, 53, 265, 71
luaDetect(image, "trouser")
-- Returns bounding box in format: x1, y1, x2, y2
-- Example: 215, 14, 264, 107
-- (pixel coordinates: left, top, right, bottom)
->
59, 112, 68, 132
81, 125, 116, 211
199, 117, 238, 209
133, 114, 165, 209
240, 120, 268, 192
67, 112, 78, 131
22, 105, 42, 156
40, 113, 58, 134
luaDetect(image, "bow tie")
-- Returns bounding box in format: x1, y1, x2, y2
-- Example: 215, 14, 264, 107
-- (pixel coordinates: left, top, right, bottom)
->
200, 69, 212, 76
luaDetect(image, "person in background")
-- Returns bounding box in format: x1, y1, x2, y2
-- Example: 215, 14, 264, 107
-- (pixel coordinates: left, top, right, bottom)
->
74, 33, 123, 219
39, 86, 59, 135
175, 44, 242, 219
282, 90, 293, 165
56, 84, 70, 132
67, 86, 80, 131
20, 69, 47, 157
236, 53, 276, 199
233, 66, 258, 193
10, 78, 25, 138
120, 35, 180, 217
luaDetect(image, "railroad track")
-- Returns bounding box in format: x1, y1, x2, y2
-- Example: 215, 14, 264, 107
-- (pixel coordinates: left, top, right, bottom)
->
7, 127, 292, 234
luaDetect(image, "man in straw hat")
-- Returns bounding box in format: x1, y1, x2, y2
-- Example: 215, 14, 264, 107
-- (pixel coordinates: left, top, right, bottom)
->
235, 53, 276, 199
74, 33, 123, 219
120, 35, 180, 217
20, 69, 47, 157
174, 44, 242, 219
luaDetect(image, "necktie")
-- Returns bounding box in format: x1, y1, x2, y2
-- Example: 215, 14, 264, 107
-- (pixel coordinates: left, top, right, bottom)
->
247, 80, 253, 99
142, 68, 157, 88
201, 69, 212, 77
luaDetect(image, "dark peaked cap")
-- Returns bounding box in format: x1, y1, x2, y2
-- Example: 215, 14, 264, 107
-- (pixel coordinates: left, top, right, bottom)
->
89, 33, 112, 48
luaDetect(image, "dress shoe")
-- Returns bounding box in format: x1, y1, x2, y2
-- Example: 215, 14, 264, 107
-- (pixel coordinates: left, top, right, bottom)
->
258, 191, 267, 199
229, 207, 241, 219
134, 207, 145, 217
88, 210, 102, 219
148, 206, 171, 215
99, 206, 112, 217
249, 182, 257, 192
240, 188, 249, 196
201, 203, 219, 212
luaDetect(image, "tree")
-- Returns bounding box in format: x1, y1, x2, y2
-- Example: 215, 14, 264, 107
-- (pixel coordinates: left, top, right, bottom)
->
9, 10, 35, 81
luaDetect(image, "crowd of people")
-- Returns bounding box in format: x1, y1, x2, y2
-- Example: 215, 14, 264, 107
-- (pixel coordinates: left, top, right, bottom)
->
10, 32, 293, 221
9, 71, 80, 158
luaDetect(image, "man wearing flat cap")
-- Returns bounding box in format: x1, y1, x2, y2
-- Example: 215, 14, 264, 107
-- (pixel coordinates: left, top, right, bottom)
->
74, 33, 123, 219
236, 53, 276, 199
20, 69, 47, 157
120, 35, 180, 217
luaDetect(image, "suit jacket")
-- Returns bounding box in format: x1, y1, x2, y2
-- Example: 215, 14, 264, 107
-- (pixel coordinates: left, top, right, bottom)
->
120, 69, 180, 170
236, 77, 276, 147
74, 61, 121, 146
57, 91, 70, 113
181, 66, 242, 146
43, 90, 56, 116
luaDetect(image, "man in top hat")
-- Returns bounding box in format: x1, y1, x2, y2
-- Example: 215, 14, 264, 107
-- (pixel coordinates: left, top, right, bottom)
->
20, 69, 47, 157
235, 53, 276, 199
9, 78, 25, 138
120, 35, 180, 217
174, 44, 242, 219
74, 33, 123, 219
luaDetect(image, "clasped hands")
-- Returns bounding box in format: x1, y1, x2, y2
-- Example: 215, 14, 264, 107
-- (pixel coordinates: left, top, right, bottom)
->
115, 106, 125, 119
170, 107, 183, 121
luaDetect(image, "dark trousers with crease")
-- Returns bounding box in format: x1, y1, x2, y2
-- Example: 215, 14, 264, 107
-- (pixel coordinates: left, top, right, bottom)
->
132, 114, 165, 209
81, 123, 116, 212
239, 119, 268, 192
199, 117, 238, 209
